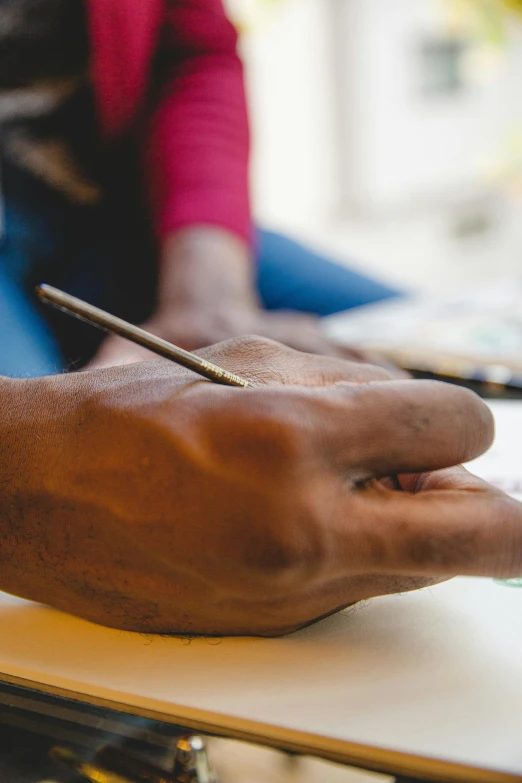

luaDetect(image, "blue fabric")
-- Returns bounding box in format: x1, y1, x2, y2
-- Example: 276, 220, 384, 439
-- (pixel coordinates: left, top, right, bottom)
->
0, 191, 401, 377
0, 262, 62, 377
256, 230, 399, 316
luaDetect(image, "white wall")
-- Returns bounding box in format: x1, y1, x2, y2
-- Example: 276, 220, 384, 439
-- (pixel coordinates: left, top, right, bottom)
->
228, 0, 522, 295
336, 0, 522, 213
235, 0, 339, 232
233, 0, 522, 225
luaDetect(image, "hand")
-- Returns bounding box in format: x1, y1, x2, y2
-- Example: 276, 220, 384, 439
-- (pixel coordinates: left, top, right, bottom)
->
89, 226, 399, 371
1, 337, 518, 637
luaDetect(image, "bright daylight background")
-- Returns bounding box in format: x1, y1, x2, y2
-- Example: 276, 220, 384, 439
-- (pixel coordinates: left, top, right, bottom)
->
227, 0, 522, 297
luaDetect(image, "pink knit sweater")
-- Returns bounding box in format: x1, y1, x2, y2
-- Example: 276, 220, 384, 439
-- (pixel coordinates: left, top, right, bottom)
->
88, 0, 251, 243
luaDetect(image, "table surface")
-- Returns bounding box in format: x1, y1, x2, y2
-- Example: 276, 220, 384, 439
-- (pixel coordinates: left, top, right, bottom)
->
0, 575, 521, 782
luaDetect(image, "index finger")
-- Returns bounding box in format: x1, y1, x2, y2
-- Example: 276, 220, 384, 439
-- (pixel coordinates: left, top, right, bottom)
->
310, 380, 494, 478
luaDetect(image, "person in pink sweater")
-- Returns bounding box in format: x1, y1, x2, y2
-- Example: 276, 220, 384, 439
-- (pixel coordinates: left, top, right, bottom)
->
0, 0, 398, 375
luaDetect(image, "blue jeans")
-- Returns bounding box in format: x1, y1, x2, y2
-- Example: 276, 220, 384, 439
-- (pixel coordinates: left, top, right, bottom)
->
0, 163, 400, 377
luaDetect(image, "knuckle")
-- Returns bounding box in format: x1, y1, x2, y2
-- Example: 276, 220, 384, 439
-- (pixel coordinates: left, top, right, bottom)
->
234, 334, 279, 351
214, 334, 284, 359
198, 336, 296, 385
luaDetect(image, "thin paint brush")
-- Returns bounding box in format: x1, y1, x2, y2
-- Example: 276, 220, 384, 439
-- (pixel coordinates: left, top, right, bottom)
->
36, 284, 249, 388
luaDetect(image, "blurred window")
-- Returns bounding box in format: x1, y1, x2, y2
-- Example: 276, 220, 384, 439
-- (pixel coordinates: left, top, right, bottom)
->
419, 38, 468, 96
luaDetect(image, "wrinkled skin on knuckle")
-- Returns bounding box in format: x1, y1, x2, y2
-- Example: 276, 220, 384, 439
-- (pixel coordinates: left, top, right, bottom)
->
197, 336, 395, 388
197, 335, 287, 382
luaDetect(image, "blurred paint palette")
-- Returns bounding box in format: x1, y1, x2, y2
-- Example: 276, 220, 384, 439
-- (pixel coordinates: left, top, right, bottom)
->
324, 275, 522, 387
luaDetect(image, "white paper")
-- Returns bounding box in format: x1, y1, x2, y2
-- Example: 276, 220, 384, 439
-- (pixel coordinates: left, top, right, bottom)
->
468, 400, 522, 502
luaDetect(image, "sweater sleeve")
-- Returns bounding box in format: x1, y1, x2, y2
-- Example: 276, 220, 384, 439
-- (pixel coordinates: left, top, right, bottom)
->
145, 0, 251, 245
